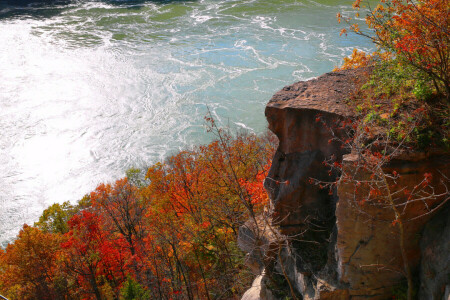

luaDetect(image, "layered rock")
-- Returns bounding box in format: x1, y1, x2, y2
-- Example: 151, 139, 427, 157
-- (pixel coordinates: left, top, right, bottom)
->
239, 68, 450, 299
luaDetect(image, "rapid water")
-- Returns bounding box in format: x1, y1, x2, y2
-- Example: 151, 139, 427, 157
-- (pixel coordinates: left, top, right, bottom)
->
0, 0, 372, 246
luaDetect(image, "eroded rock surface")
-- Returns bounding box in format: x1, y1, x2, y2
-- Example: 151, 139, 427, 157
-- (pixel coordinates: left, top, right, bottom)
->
337, 154, 449, 299
240, 68, 450, 299
264, 70, 370, 274
419, 203, 450, 300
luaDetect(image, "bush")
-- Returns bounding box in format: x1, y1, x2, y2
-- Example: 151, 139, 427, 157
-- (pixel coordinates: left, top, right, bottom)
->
338, 0, 449, 100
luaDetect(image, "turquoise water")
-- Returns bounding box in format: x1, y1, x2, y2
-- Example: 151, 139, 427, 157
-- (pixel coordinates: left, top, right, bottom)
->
0, 0, 372, 246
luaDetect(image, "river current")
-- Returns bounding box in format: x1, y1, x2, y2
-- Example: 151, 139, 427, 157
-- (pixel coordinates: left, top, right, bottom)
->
0, 0, 372, 246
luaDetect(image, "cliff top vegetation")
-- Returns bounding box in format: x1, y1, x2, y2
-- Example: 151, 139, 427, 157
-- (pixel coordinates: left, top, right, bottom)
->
336, 0, 449, 151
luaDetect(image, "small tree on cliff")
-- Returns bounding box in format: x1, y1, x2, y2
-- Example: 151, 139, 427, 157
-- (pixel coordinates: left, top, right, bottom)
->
143, 113, 278, 299
312, 107, 449, 299
337, 0, 449, 100
202, 112, 302, 299
332, 3, 450, 297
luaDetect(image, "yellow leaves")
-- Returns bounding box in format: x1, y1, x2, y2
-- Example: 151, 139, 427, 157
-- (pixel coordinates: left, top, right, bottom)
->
335, 48, 369, 71
334, 47, 394, 71
336, 12, 342, 23
179, 241, 193, 251
374, 3, 385, 12
351, 23, 360, 33
205, 245, 216, 251
340, 28, 347, 36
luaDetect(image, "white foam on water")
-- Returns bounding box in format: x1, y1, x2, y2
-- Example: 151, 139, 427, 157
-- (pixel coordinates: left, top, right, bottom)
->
234, 122, 254, 131
0, 0, 374, 246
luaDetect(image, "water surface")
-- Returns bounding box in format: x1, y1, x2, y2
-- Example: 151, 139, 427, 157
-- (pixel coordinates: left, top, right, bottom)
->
0, 0, 372, 246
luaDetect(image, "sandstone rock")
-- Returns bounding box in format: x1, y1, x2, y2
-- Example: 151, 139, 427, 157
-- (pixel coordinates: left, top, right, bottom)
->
241, 275, 264, 300
240, 272, 279, 300
337, 153, 449, 299
240, 68, 450, 299
263, 70, 371, 285
238, 216, 279, 274
419, 203, 450, 300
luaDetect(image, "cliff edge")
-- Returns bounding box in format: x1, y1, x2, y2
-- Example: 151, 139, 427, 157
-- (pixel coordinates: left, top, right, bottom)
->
239, 68, 450, 300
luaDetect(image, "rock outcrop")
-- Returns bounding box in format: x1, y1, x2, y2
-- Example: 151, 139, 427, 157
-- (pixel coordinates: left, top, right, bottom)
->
419, 203, 450, 300
336, 153, 448, 299
239, 68, 450, 299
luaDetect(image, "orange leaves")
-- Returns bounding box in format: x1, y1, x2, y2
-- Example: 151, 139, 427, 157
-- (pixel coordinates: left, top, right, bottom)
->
350, 23, 360, 33
335, 49, 370, 70
352, 0, 362, 9
0, 225, 65, 299
334, 49, 391, 71
391, 218, 401, 227
1, 128, 276, 299
147, 131, 274, 217
422, 172, 433, 187
239, 170, 269, 207
339, 0, 449, 96
374, 3, 385, 13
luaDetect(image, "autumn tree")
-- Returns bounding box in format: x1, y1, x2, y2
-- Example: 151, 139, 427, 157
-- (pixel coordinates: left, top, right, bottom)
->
35, 195, 92, 234
0, 225, 67, 300
34, 201, 74, 234
60, 210, 128, 300
91, 179, 146, 259
338, 0, 449, 99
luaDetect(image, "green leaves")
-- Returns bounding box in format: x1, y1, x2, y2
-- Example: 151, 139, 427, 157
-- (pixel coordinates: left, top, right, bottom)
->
34, 201, 74, 234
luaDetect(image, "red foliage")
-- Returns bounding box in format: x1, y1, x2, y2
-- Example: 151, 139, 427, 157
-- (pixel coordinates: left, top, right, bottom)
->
0, 130, 276, 299
61, 211, 127, 299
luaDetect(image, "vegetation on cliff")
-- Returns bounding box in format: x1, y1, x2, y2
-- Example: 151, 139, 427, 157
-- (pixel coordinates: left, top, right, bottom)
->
324, 0, 449, 298
0, 0, 448, 299
337, 0, 448, 145
245, 0, 448, 298
0, 121, 277, 299
338, 0, 448, 100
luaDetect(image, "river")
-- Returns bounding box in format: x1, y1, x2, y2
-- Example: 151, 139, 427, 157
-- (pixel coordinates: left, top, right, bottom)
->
0, 0, 372, 246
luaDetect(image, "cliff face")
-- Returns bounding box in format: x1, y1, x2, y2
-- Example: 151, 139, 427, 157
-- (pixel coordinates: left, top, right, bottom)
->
419, 203, 450, 299
239, 68, 450, 299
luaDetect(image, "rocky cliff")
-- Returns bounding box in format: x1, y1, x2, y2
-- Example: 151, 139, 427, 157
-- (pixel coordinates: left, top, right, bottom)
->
239, 68, 450, 300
